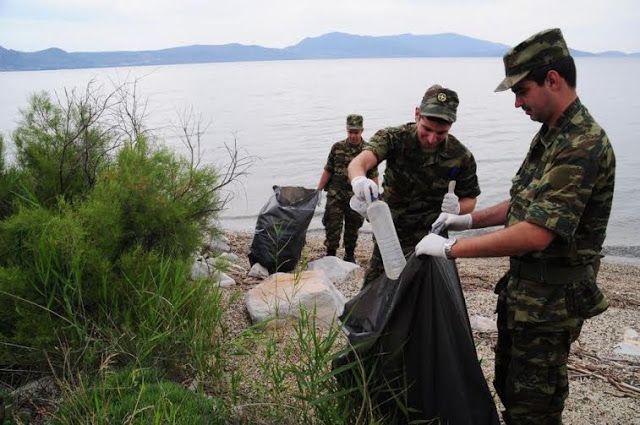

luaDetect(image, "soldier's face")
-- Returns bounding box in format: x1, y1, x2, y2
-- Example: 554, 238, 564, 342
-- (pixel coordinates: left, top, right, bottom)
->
512, 79, 553, 124
415, 116, 451, 150
346, 128, 363, 144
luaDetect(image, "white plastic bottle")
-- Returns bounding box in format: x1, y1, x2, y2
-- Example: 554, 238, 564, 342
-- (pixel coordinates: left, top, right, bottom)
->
366, 199, 406, 280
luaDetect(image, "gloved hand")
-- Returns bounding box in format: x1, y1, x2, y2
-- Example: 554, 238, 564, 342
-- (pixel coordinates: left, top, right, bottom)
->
351, 176, 379, 204
349, 195, 368, 219
441, 192, 460, 214
431, 212, 473, 235
415, 233, 450, 258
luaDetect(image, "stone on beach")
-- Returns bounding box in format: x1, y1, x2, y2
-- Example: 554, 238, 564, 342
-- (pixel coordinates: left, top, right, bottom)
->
614, 328, 640, 357
469, 314, 498, 333
189, 257, 237, 286
208, 235, 231, 255
245, 269, 346, 326
248, 262, 269, 278
306, 256, 360, 284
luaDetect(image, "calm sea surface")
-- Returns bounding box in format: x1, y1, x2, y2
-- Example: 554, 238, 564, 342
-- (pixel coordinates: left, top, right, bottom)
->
1, 58, 639, 258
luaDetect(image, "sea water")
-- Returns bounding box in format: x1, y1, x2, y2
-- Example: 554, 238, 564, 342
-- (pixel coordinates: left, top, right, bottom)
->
1, 57, 638, 261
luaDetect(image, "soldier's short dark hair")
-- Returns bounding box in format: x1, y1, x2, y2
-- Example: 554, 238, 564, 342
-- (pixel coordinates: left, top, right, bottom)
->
526, 56, 577, 88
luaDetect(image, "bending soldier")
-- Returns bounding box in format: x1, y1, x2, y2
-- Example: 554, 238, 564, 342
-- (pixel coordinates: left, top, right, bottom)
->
349, 85, 480, 284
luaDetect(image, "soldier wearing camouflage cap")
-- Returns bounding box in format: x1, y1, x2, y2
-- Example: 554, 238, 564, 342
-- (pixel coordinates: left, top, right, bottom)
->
417, 28, 616, 425
349, 85, 480, 285
318, 114, 379, 262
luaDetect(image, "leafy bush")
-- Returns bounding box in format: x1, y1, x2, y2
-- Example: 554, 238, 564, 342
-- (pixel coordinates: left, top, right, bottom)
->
52, 367, 230, 425
0, 82, 242, 385
12, 90, 117, 206
79, 138, 221, 260
0, 204, 226, 379
0, 205, 89, 365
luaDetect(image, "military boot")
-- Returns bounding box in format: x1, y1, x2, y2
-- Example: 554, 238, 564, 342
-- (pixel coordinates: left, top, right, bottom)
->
343, 249, 356, 263
326, 248, 337, 257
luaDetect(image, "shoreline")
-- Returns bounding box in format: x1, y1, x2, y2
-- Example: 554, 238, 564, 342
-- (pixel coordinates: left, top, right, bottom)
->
222, 221, 640, 266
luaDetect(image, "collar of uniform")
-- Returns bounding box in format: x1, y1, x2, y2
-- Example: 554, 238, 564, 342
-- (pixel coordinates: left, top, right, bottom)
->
539, 97, 582, 147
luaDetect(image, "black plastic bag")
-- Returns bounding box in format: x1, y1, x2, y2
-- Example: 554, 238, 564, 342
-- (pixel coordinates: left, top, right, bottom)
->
248, 186, 319, 274
335, 254, 500, 425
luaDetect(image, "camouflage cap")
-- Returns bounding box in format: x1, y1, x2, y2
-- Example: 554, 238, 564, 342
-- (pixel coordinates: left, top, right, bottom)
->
419, 84, 459, 123
346, 114, 363, 130
495, 28, 571, 92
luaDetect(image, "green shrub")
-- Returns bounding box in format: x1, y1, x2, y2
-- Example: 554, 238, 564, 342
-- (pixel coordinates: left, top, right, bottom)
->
79, 139, 220, 260
52, 367, 230, 425
0, 202, 226, 377
0, 205, 90, 366
0, 81, 249, 423
0, 115, 228, 381
12, 91, 115, 206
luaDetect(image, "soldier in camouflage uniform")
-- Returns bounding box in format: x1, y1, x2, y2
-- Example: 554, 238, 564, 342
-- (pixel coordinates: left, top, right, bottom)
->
349, 85, 481, 284
416, 28, 616, 425
318, 114, 378, 262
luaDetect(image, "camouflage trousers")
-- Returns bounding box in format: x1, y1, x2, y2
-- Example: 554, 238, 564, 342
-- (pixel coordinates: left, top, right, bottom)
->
493, 274, 584, 425
322, 195, 364, 253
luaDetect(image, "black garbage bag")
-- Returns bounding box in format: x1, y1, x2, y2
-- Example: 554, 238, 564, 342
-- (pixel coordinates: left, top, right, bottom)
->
248, 185, 319, 274
335, 253, 500, 425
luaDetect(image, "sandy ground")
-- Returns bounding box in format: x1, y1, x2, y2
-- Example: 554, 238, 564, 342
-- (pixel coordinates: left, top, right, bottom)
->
223, 230, 640, 425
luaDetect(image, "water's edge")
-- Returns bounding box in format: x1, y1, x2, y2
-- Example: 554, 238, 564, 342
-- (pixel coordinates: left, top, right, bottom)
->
220, 215, 640, 266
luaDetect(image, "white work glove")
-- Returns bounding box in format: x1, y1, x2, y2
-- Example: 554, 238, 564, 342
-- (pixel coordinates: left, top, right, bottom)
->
431, 212, 473, 235
415, 233, 449, 258
441, 193, 460, 214
351, 176, 379, 204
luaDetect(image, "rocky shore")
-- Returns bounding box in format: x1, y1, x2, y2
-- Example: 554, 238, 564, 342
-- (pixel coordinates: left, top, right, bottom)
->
224, 230, 640, 425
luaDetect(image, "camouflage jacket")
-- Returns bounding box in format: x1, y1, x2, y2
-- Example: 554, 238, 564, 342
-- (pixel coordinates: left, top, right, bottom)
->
507, 98, 616, 265
324, 138, 378, 201
364, 122, 481, 234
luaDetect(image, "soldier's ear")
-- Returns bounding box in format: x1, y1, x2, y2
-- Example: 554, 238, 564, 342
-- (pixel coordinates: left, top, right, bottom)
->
546, 70, 562, 91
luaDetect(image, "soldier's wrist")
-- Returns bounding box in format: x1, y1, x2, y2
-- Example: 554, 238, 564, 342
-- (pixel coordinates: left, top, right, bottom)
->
444, 238, 458, 259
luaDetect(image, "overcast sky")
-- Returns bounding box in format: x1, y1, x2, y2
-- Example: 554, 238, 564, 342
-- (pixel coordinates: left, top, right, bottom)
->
1, 0, 638, 54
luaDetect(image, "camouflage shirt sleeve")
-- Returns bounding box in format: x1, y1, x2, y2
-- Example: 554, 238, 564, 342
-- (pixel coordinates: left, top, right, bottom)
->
508, 98, 616, 260
446, 137, 481, 200
323, 142, 339, 173
363, 125, 410, 163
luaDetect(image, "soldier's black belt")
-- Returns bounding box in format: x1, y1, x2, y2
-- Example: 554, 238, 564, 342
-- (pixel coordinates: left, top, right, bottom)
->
509, 258, 595, 285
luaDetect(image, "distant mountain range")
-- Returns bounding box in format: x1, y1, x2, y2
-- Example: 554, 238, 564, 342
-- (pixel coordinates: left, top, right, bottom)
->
1, 32, 638, 72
